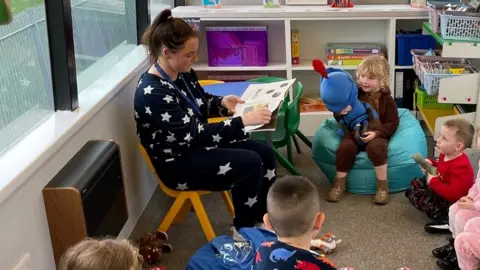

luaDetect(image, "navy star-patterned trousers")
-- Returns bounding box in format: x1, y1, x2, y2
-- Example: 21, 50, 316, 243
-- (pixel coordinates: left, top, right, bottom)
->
405, 176, 451, 220
154, 140, 277, 230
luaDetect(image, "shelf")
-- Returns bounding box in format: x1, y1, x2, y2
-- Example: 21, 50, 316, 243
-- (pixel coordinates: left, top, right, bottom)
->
300, 111, 332, 116
395, 65, 413, 69
417, 106, 459, 137
172, 5, 428, 20
292, 60, 357, 71
193, 61, 287, 71
422, 22, 480, 59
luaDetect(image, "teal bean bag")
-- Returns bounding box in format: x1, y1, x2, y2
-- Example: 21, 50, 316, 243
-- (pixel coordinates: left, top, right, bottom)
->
312, 108, 427, 195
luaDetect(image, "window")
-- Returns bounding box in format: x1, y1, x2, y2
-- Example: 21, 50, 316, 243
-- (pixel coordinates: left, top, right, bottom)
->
71, 0, 138, 92
0, 0, 54, 154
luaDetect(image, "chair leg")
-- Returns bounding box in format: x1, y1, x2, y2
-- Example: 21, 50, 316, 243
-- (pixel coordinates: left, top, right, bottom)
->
295, 130, 312, 149
190, 193, 216, 241
173, 200, 192, 225
221, 191, 235, 218
287, 136, 294, 165
274, 149, 301, 176
158, 193, 188, 233
292, 135, 302, 154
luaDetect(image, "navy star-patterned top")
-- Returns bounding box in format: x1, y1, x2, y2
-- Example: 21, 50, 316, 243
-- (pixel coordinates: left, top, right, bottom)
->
134, 69, 249, 163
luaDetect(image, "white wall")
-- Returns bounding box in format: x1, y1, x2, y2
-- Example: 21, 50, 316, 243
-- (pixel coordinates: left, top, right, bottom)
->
0, 55, 157, 269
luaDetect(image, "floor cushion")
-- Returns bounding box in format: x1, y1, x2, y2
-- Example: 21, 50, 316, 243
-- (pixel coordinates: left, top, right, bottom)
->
312, 109, 427, 195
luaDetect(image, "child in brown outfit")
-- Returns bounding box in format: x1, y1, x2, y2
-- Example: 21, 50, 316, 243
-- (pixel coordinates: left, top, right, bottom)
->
327, 55, 400, 205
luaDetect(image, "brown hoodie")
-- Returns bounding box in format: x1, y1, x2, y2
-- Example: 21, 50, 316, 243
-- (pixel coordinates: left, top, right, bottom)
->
334, 86, 399, 140
358, 86, 399, 140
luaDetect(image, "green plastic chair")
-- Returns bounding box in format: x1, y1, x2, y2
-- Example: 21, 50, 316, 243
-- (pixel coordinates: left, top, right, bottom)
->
247, 76, 312, 176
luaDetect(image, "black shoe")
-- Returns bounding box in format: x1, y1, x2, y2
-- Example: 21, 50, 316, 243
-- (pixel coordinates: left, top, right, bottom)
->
436, 246, 459, 270
425, 218, 450, 234
432, 237, 454, 259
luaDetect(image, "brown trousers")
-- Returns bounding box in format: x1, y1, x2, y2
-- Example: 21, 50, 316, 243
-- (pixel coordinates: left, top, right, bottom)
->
335, 132, 388, 173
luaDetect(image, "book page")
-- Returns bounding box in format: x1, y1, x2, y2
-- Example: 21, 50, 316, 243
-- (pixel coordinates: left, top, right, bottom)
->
240, 79, 296, 103
235, 99, 282, 132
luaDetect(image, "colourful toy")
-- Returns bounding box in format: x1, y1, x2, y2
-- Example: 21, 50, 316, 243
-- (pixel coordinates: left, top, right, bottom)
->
313, 59, 379, 146
310, 232, 342, 254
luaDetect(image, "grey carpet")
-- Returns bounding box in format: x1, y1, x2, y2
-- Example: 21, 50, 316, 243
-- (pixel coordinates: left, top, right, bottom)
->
131, 140, 447, 270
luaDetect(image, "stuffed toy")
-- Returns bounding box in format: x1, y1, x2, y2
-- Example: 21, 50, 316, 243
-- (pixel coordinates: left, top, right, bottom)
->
135, 231, 172, 267
312, 59, 379, 146
310, 232, 342, 254
412, 153, 438, 175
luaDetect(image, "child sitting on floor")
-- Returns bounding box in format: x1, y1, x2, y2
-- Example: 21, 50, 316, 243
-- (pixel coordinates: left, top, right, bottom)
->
432, 129, 480, 269
254, 176, 337, 269
405, 118, 475, 233
58, 238, 143, 270
454, 216, 480, 270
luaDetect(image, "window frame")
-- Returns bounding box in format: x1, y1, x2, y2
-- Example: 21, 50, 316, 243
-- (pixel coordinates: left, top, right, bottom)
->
43, 0, 153, 111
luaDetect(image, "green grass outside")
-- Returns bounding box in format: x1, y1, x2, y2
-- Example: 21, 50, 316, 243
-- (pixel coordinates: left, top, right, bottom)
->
11, 0, 44, 15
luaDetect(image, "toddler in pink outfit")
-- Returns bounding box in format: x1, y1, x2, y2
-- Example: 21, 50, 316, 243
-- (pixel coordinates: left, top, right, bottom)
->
449, 167, 480, 238
455, 216, 480, 270
433, 144, 480, 269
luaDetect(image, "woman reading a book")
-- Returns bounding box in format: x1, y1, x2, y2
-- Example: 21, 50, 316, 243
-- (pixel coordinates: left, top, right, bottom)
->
134, 9, 276, 237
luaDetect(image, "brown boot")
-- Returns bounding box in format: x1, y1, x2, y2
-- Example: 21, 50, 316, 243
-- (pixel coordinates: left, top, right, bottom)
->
374, 178, 389, 205
327, 177, 346, 202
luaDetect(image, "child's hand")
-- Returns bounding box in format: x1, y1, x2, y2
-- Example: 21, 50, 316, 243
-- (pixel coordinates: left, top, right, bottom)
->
339, 105, 352, 115
458, 199, 475, 210
426, 173, 434, 184
361, 131, 376, 143
459, 196, 473, 203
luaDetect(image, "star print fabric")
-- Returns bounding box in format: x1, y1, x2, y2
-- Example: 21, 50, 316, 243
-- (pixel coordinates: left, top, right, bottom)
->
155, 139, 277, 230
134, 69, 248, 163
254, 241, 337, 270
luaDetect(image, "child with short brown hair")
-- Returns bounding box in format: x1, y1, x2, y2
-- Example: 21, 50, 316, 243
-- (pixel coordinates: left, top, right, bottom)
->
406, 118, 475, 233
328, 55, 399, 205
58, 238, 143, 270
254, 176, 337, 270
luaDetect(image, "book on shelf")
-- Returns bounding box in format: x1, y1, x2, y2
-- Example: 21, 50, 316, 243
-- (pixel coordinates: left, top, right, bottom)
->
234, 78, 296, 132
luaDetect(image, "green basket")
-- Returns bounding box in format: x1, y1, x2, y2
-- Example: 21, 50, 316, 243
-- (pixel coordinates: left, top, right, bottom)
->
415, 86, 452, 110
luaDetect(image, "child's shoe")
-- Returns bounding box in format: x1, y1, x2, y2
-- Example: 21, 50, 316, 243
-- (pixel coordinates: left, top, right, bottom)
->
432, 237, 454, 259
436, 251, 459, 270
327, 177, 346, 202
425, 217, 449, 234
374, 178, 389, 205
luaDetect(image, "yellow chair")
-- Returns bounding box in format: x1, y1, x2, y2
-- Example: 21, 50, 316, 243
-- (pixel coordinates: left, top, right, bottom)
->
199, 79, 224, 86
138, 145, 235, 241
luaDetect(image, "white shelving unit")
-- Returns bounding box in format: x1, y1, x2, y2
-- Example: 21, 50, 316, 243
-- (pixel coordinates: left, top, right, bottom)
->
172, 5, 429, 136
419, 22, 480, 147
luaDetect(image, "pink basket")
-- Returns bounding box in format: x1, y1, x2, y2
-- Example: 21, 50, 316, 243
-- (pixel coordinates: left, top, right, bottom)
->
411, 49, 470, 83
428, 6, 441, 33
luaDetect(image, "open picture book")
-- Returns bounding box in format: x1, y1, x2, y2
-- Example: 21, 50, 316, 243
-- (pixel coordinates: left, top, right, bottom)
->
234, 78, 296, 132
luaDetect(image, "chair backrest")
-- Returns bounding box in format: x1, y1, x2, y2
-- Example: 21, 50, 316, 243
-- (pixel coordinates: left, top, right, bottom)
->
247, 76, 304, 137
247, 76, 286, 83
287, 81, 303, 133
199, 80, 224, 86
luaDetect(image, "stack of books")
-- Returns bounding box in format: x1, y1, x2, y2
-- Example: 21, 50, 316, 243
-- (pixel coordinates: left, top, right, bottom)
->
325, 43, 384, 66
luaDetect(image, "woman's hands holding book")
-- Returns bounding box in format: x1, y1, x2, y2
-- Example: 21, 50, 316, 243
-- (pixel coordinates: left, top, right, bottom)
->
241, 109, 272, 126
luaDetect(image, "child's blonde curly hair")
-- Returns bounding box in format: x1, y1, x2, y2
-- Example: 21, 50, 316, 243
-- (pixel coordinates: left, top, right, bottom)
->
58, 238, 143, 270
356, 55, 390, 90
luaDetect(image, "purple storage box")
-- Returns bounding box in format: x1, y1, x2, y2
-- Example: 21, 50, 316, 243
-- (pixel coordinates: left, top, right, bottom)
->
205, 26, 269, 67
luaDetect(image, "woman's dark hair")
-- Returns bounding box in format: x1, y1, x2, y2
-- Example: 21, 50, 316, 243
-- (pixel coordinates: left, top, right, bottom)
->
142, 9, 197, 62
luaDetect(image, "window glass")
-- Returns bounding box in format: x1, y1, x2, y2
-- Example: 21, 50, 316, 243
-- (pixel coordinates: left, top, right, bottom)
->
0, 0, 54, 154
71, 0, 137, 92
